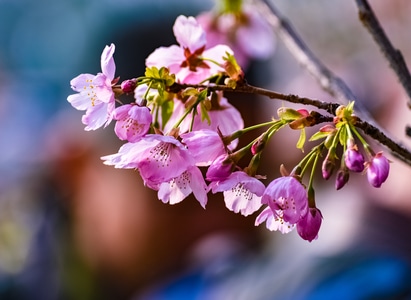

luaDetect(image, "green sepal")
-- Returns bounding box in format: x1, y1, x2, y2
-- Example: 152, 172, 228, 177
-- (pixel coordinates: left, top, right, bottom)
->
338, 125, 347, 146
309, 131, 330, 142
277, 107, 303, 121
296, 128, 306, 152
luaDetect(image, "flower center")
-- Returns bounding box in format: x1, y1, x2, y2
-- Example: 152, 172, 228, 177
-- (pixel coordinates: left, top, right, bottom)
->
180, 46, 210, 72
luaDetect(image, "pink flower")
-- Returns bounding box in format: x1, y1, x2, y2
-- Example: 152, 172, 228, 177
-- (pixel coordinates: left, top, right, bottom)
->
102, 134, 194, 189
113, 104, 152, 142
146, 15, 233, 84
296, 207, 323, 242
366, 152, 390, 188
210, 171, 264, 216
255, 206, 295, 234
197, 6, 275, 68
158, 166, 208, 208
181, 129, 226, 166
67, 44, 116, 130
262, 176, 308, 224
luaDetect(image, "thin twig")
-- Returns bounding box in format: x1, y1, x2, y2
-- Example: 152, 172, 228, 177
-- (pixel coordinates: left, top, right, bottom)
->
255, 0, 356, 105
253, 0, 411, 165
355, 0, 411, 109
169, 82, 339, 114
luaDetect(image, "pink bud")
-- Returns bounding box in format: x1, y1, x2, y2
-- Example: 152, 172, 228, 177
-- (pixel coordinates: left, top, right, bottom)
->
121, 79, 137, 94
335, 168, 349, 190
344, 141, 364, 172
322, 153, 335, 180
297, 208, 323, 242
367, 152, 389, 188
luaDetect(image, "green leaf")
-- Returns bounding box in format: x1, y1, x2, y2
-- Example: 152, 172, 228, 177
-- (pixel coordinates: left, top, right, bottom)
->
296, 129, 306, 152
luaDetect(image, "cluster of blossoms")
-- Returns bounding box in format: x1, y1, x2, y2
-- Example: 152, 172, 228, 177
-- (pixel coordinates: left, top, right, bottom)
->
67, 10, 390, 242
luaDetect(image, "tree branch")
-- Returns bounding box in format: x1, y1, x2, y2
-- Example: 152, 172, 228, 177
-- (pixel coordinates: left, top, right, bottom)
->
170, 82, 411, 166
253, 0, 411, 165
355, 0, 411, 109
255, 0, 356, 105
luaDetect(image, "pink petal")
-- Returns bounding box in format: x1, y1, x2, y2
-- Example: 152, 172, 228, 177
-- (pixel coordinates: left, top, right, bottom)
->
101, 43, 116, 80
173, 15, 206, 52
146, 45, 185, 74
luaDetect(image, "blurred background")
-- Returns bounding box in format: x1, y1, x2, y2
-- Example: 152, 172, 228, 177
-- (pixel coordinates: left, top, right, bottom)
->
0, 0, 411, 299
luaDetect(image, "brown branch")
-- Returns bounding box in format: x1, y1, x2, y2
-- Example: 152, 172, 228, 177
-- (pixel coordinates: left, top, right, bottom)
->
255, 0, 357, 105
169, 82, 339, 114
355, 0, 411, 109
170, 82, 411, 165
355, 120, 411, 164
252, 0, 411, 165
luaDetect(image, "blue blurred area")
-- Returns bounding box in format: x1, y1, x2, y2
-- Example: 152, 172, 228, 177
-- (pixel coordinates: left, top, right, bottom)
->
0, 1, 213, 299
0, 0, 212, 186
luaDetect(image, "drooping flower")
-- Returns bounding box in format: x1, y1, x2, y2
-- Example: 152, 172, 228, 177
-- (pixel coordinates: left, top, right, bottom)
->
181, 129, 226, 166
113, 104, 152, 142
158, 166, 209, 208
197, 5, 275, 68
146, 15, 233, 84
255, 206, 295, 234
210, 171, 264, 216
102, 134, 195, 189
366, 152, 390, 188
262, 176, 308, 224
296, 207, 323, 242
67, 43, 116, 130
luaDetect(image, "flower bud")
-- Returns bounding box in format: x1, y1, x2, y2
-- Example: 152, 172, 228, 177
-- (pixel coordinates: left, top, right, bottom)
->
344, 140, 365, 172
297, 207, 323, 242
322, 152, 335, 180
121, 79, 137, 94
206, 155, 235, 181
335, 168, 349, 190
367, 152, 390, 188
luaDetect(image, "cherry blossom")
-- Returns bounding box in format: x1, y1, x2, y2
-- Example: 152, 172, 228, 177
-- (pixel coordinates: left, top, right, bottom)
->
262, 176, 308, 224
158, 166, 208, 208
113, 104, 152, 142
210, 171, 264, 216
255, 206, 295, 234
67, 43, 116, 130
197, 5, 275, 68
146, 15, 233, 84
102, 134, 195, 189
181, 129, 226, 166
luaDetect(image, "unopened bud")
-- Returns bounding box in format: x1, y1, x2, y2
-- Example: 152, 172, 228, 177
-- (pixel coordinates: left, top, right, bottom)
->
322, 154, 335, 180
121, 79, 137, 94
335, 168, 349, 190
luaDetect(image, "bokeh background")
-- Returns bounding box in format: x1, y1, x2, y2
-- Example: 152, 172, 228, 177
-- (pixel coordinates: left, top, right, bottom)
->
1, 0, 411, 299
